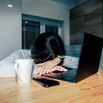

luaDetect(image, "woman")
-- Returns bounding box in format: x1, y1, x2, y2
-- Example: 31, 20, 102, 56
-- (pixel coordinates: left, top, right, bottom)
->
31, 32, 79, 78
0, 32, 79, 78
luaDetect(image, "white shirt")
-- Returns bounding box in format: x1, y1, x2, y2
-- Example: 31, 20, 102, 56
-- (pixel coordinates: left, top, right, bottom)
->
0, 49, 79, 77
63, 56, 79, 69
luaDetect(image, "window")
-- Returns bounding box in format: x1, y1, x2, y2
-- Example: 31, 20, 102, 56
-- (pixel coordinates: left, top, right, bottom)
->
45, 25, 58, 33
22, 20, 40, 49
22, 14, 64, 49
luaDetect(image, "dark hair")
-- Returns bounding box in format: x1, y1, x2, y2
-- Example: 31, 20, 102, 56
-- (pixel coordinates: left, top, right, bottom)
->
31, 32, 65, 63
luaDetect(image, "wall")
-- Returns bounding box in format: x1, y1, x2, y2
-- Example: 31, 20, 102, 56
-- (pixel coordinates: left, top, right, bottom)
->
22, 0, 70, 45
99, 49, 103, 69
0, 0, 21, 60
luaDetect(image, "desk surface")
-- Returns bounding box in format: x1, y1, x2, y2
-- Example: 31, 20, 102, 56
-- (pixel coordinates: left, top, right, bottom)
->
0, 70, 103, 103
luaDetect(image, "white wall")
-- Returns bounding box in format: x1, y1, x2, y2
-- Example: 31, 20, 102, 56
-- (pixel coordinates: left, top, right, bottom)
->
22, 0, 70, 45
0, 0, 21, 60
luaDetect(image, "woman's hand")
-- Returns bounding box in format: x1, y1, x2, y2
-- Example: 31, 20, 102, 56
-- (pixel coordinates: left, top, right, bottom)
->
36, 57, 61, 74
32, 66, 68, 78
42, 66, 68, 77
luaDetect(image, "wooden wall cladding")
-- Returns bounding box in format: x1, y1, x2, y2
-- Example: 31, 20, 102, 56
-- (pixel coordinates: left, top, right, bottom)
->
70, 0, 102, 44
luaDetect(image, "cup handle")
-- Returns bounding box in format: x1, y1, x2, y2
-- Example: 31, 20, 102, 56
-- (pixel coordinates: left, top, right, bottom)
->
15, 63, 19, 75
15, 63, 23, 83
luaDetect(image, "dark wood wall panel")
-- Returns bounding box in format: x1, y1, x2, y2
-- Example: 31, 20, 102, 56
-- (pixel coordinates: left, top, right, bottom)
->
70, 0, 103, 44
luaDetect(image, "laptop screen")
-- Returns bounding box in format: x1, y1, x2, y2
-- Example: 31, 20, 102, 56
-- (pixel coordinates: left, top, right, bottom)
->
75, 32, 103, 82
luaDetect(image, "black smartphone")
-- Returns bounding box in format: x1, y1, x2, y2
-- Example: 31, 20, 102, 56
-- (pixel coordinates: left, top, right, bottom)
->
32, 78, 60, 88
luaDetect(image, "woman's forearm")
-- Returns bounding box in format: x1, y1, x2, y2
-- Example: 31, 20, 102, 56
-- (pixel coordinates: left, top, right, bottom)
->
62, 56, 79, 69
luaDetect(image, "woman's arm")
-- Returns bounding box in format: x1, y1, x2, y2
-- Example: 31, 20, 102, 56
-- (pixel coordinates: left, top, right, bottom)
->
32, 65, 68, 78
33, 56, 72, 75
62, 56, 79, 69
32, 56, 79, 77
35, 57, 61, 74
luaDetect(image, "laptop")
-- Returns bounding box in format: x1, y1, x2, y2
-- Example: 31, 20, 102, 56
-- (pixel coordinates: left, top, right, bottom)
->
52, 32, 103, 83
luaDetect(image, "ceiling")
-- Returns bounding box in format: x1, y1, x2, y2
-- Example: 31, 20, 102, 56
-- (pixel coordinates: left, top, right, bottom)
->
51, 0, 88, 7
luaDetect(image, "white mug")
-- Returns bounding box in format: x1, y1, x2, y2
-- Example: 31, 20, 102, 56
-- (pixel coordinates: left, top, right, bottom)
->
15, 59, 34, 84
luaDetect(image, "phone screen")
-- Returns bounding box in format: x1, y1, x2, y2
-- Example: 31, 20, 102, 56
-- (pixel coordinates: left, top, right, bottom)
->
32, 78, 60, 87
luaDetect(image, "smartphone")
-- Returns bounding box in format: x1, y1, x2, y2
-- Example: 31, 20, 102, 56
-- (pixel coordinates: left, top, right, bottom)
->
32, 78, 60, 88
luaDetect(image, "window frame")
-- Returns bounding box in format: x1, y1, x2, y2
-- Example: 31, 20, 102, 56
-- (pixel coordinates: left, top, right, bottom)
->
22, 14, 64, 49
